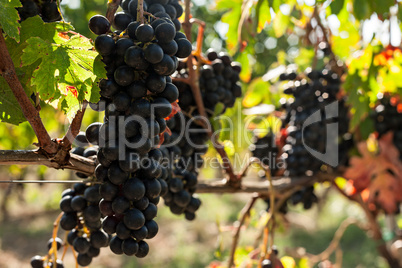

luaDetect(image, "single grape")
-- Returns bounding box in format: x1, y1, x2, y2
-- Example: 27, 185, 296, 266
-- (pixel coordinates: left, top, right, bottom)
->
88, 15, 110, 35
95, 35, 115, 56
155, 23, 176, 43
113, 11, 133, 31
135, 24, 154, 43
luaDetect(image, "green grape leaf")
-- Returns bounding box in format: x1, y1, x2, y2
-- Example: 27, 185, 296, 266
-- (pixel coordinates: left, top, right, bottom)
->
272, 10, 290, 37
0, 77, 26, 125
294, 48, 315, 71
20, 16, 74, 44
399, 4, 402, 21
21, 34, 105, 118
345, 72, 371, 132
215, 0, 235, 10
268, 0, 282, 12
352, 0, 371, 20
242, 78, 274, 107
368, 0, 394, 19
359, 117, 374, 140
255, 0, 271, 33
330, 0, 345, 15
332, 7, 360, 59
0, 0, 22, 42
220, 0, 242, 50
235, 51, 251, 82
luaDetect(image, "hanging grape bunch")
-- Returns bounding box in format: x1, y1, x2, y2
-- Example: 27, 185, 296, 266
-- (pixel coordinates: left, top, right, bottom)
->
29, 0, 192, 266
17, 0, 62, 22
279, 68, 350, 177
85, 0, 192, 261
175, 48, 242, 115
157, 46, 243, 219
257, 68, 350, 212
158, 111, 204, 220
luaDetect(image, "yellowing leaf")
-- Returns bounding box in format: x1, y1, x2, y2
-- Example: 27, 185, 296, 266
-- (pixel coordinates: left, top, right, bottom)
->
256, 0, 271, 33
273, 11, 290, 37
243, 78, 270, 107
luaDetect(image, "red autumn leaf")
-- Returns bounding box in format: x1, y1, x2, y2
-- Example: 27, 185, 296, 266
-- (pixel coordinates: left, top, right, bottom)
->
343, 132, 402, 213
368, 172, 401, 213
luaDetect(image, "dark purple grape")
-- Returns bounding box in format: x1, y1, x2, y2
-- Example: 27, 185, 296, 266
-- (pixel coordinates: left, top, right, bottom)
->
73, 237, 91, 254
123, 208, 146, 230
159, 40, 178, 56
175, 38, 192, 58
113, 11, 133, 31
129, 98, 151, 117
109, 236, 124, 255
155, 23, 175, 43
114, 66, 135, 86
153, 54, 176, 75
144, 43, 164, 64
102, 216, 119, 234
90, 230, 109, 248
126, 81, 147, 99
146, 73, 166, 93
124, 46, 149, 70
95, 35, 115, 56
135, 241, 149, 258
123, 178, 146, 201
115, 38, 135, 57
112, 196, 131, 214
152, 97, 172, 119
89, 15, 111, 35
77, 253, 92, 266
122, 238, 139, 256
135, 24, 154, 43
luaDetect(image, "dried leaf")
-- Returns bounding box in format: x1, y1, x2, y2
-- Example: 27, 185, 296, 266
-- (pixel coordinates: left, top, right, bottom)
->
343, 132, 402, 213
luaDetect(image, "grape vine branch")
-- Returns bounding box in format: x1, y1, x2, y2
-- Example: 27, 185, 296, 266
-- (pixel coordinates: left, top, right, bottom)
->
0, 31, 58, 155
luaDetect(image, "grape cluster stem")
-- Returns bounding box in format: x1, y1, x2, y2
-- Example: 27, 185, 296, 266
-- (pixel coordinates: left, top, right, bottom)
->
61, 101, 88, 150
227, 194, 259, 268
182, 0, 239, 186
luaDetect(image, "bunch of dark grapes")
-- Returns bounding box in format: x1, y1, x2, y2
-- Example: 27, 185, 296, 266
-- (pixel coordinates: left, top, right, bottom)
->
249, 132, 279, 175
269, 68, 351, 212
159, 48, 243, 219
280, 68, 350, 176
30, 183, 106, 267
59, 183, 107, 266
17, 0, 61, 22
158, 112, 203, 220
175, 48, 242, 115
370, 94, 402, 160
81, 0, 191, 261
